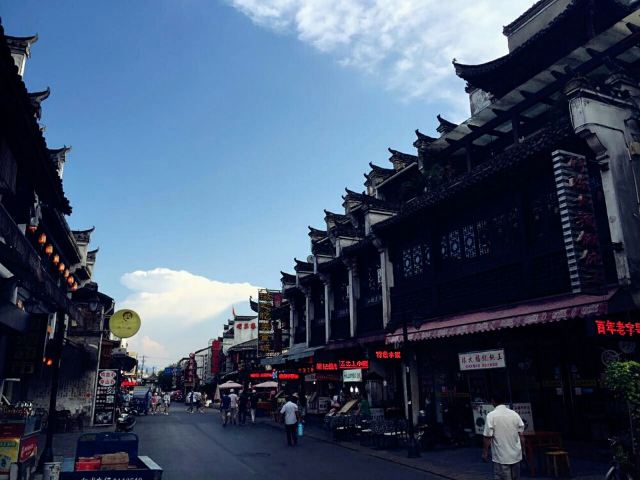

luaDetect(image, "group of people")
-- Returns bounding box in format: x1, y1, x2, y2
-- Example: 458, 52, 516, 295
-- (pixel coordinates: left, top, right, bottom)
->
185, 390, 208, 413
219, 388, 258, 426
123, 389, 171, 416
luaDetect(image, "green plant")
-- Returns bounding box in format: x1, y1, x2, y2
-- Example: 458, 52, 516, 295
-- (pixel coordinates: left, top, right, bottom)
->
605, 361, 640, 464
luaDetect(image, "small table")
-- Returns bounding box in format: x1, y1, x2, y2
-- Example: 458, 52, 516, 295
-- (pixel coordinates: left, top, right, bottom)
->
523, 431, 563, 476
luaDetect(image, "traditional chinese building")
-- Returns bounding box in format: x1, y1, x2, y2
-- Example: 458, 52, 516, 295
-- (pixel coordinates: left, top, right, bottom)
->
264, 0, 640, 438
0, 25, 115, 421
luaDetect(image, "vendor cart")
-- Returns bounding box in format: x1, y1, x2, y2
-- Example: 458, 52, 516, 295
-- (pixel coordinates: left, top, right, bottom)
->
60, 432, 162, 480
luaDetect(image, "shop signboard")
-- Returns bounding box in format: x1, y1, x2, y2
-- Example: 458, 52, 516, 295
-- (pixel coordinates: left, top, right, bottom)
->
374, 350, 401, 360
594, 319, 640, 337
19, 435, 37, 463
0, 437, 20, 473
92, 369, 118, 426
471, 402, 535, 435
258, 289, 284, 358
211, 340, 222, 375
316, 360, 369, 371
318, 397, 331, 413
109, 309, 141, 339
343, 369, 362, 382
459, 349, 505, 371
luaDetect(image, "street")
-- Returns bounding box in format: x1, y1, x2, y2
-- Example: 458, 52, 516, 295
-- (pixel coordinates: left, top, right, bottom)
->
131, 410, 433, 480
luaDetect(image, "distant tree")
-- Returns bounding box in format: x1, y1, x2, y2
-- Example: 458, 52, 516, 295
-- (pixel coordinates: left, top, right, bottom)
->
157, 368, 174, 392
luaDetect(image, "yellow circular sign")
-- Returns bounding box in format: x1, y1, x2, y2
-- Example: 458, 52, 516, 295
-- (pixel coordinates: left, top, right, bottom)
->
109, 309, 141, 338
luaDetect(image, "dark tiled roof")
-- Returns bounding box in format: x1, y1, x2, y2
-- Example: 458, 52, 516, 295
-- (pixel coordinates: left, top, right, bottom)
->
317, 257, 346, 273
281, 271, 296, 284
324, 209, 350, 224
249, 297, 259, 313
388, 148, 417, 170
413, 129, 437, 149
28, 87, 50, 120
453, 0, 634, 97
294, 258, 314, 273
308, 226, 327, 241
312, 239, 334, 256
374, 116, 574, 231
0, 26, 71, 214
436, 114, 457, 135
341, 237, 376, 257
503, 0, 554, 36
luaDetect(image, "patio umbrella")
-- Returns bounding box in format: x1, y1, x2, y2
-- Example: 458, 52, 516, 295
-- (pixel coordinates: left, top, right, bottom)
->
254, 381, 278, 389
218, 381, 242, 389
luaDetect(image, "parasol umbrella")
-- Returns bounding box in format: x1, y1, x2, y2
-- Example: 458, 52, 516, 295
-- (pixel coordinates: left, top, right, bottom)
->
218, 381, 242, 389
254, 381, 278, 389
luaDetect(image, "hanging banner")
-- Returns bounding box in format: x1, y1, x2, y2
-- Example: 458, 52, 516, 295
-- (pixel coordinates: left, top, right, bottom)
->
92, 369, 118, 426
458, 349, 505, 371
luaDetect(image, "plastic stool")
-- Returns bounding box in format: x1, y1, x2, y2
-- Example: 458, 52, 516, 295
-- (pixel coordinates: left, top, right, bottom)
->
545, 451, 571, 477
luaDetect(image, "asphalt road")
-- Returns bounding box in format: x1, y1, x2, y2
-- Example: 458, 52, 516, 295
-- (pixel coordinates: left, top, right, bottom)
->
133, 409, 435, 480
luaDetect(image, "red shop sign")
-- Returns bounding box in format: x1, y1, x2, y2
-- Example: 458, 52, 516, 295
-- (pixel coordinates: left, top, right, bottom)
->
249, 372, 273, 379
278, 373, 299, 380
316, 360, 369, 371
374, 350, 402, 360
595, 319, 640, 337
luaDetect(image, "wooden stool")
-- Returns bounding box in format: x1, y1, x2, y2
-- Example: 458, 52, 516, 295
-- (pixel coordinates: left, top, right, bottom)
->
545, 451, 571, 478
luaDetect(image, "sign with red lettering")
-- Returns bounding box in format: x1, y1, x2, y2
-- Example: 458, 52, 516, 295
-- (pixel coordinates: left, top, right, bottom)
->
458, 349, 505, 371
594, 319, 640, 337
316, 360, 369, 371
277, 373, 299, 380
374, 350, 402, 360
249, 372, 273, 379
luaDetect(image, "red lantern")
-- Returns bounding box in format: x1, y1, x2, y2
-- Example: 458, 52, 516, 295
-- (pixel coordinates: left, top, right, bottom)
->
44, 244, 53, 256
38, 233, 47, 245
52, 254, 60, 265
67, 276, 74, 286
63, 269, 69, 278
71, 283, 78, 292
58, 263, 65, 273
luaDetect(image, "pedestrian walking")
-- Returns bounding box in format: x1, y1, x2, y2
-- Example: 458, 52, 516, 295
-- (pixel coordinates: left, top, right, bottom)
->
249, 389, 258, 424
151, 392, 159, 415
194, 391, 202, 413
162, 392, 171, 415
186, 390, 195, 413
220, 391, 231, 426
280, 395, 300, 447
228, 389, 239, 425
144, 388, 151, 416
238, 389, 249, 425
482, 393, 526, 480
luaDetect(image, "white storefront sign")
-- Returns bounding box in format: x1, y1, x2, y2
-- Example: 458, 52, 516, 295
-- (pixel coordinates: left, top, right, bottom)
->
343, 369, 362, 382
459, 349, 506, 371
471, 402, 535, 435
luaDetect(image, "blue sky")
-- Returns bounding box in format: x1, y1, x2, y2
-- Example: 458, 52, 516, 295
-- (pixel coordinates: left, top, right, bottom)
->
3, 0, 533, 365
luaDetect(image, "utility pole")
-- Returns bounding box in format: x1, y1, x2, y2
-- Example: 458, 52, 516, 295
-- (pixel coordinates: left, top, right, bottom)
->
139, 355, 146, 381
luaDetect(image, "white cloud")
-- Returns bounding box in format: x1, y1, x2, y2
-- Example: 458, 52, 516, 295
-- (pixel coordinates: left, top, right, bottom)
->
118, 268, 259, 367
229, 0, 536, 119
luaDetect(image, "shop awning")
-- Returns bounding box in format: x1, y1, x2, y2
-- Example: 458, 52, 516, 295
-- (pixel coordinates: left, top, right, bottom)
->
260, 356, 285, 366
386, 289, 616, 345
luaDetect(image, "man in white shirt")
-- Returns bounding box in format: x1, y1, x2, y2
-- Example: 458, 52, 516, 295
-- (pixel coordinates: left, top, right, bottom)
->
280, 396, 300, 446
482, 394, 525, 480
228, 389, 239, 425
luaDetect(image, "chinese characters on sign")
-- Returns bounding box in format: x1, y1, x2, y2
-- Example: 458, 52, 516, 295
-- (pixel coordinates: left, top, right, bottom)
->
458, 349, 506, 371
257, 289, 284, 358
595, 319, 640, 337
211, 340, 222, 375
552, 150, 605, 292
343, 369, 363, 382
316, 360, 369, 371
374, 350, 401, 360
92, 369, 118, 426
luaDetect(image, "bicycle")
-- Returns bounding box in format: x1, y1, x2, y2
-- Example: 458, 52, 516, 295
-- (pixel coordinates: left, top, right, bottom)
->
606, 437, 637, 480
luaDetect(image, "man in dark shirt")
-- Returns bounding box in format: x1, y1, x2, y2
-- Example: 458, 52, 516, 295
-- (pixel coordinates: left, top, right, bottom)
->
238, 390, 249, 425
220, 391, 231, 427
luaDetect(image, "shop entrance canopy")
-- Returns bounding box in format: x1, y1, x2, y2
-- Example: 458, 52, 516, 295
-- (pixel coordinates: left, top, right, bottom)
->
386, 289, 616, 345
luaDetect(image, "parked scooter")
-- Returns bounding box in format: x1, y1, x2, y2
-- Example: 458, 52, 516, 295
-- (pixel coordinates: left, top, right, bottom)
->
116, 407, 136, 432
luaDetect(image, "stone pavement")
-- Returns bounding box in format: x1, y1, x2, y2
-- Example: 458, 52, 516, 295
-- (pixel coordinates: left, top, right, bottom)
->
257, 416, 609, 480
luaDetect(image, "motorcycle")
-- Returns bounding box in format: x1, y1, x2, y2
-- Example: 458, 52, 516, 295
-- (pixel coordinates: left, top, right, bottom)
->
116, 407, 136, 432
